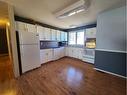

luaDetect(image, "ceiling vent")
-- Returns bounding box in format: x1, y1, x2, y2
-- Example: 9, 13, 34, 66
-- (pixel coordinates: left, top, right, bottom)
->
54, 0, 91, 19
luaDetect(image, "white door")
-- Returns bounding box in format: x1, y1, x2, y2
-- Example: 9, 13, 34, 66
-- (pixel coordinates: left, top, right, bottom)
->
20, 45, 40, 73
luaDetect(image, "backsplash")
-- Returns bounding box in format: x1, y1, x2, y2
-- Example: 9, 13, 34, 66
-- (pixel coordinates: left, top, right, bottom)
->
40, 41, 58, 49
40, 41, 68, 49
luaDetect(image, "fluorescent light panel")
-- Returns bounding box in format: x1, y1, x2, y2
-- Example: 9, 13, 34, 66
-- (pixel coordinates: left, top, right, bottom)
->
57, 6, 85, 19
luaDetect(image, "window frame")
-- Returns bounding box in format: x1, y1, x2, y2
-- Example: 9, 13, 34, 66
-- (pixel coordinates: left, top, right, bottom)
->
68, 29, 85, 47
68, 32, 76, 45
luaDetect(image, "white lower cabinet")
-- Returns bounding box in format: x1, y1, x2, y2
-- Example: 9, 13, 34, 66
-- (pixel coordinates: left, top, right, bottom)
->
59, 47, 65, 58
40, 47, 83, 64
40, 47, 65, 64
53, 47, 65, 60
65, 47, 83, 60
53, 48, 60, 60
65, 47, 69, 56
77, 48, 84, 60
40, 49, 53, 64
82, 55, 94, 64
82, 49, 95, 64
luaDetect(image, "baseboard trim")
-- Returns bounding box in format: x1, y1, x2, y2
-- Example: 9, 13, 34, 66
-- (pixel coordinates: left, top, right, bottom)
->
94, 68, 126, 79
95, 49, 126, 53
0, 54, 9, 56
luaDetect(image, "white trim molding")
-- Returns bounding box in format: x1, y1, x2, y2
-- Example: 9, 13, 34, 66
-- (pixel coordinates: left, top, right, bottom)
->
95, 49, 126, 53
94, 68, 127, 79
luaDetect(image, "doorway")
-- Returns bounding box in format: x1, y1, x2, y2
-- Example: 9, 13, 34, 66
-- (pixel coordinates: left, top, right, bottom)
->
0, 24, 14, 82
0, 1, 14, 83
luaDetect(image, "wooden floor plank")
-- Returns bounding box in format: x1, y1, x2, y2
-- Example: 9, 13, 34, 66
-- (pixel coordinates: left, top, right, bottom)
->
0, 57, 126, 95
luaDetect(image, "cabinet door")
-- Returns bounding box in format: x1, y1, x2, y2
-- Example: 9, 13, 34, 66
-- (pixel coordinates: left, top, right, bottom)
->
61, 31, 65, 41
56, 30, 61, 41
68, 47, 73, 57
71, 48, 76, 58
16, 21, 27, 32
47, 49, 53, 62
37, 26, 45, 40
78, 48, 83, 60
74, 48, 83, 60
60, 47, 65, 58
51, 29, 57, 41
40, 50, 47, 64
65, 47, 69, 56
72, 48, 78, 58
86, 28, 96, 38
27, 23, 37, 33
53, 49, 59, 60
44, 27, 51, 40
64, 32, 67, 41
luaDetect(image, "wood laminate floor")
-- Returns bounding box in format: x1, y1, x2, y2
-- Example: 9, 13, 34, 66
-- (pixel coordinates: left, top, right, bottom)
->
0, 57, 126, 95
0, 56, 14, 81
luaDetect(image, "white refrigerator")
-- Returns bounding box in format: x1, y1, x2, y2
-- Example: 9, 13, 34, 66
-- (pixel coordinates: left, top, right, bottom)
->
18, 31, 41, 74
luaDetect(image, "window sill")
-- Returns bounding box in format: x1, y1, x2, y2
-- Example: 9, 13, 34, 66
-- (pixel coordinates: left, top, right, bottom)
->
67, 45, 84, 48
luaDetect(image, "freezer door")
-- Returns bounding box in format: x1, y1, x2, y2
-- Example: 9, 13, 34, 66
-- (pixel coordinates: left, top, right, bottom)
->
20, 45, 41, 73
18, 31, 39, 45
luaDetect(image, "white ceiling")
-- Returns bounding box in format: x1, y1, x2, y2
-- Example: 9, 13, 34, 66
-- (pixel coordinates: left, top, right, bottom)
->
1, 0, 125, 29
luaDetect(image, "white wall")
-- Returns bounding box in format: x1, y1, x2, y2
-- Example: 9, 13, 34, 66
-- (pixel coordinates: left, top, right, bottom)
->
8, 4, 20, 77
96, 6, 126, 52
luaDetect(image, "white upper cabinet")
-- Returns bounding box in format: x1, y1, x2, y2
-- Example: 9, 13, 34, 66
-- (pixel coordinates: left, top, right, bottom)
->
16, 21, 27, 32
37, 26, 51, 40
64, 32, 67, 41
51, 29, 57, 41
61, 31, 65, 41
56, 30, 61, 41
85, 28, 96, 38
44, 27, 51, 40
16, 21, 37, 33
37, 25, 45, 40
16, 21, 67, 41
61, 31, 67, 41
26, 23, 37, 33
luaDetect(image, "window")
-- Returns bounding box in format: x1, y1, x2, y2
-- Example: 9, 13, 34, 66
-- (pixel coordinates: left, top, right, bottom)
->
68, 32, 76, 45
77, 32, 84, 45
68, 30, 84, 45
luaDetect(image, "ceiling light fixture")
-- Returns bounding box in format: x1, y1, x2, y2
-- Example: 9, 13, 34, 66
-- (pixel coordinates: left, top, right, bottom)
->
54, 0, 90, 19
